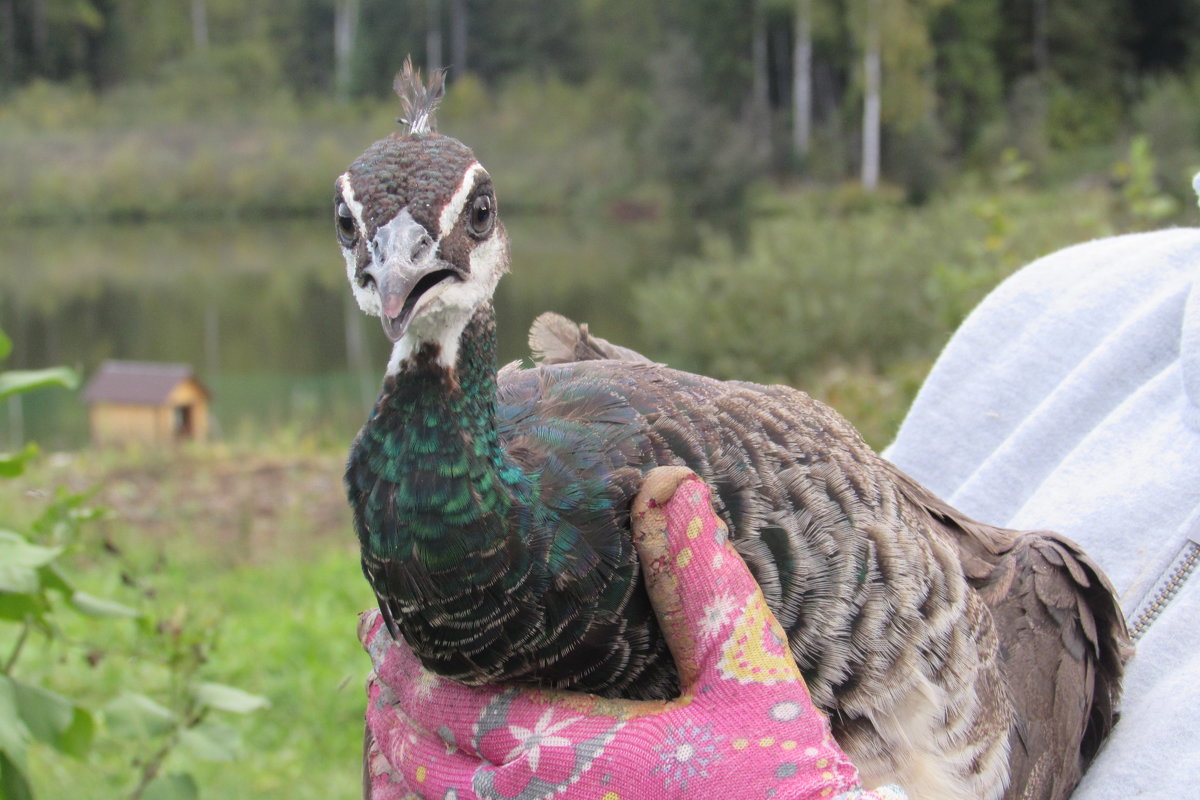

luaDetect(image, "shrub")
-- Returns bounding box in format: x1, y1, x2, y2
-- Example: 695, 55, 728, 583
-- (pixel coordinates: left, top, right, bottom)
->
632, 183, 1113, 390
0, 331, 267, 800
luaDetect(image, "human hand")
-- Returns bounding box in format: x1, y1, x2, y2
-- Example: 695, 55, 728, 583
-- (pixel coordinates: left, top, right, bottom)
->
360, 467, 905, 800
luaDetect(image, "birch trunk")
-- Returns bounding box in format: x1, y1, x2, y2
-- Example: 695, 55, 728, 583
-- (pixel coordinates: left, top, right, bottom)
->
792, 0, 813, 158
751, 0, 771, 157
861, 0, 882, 191
334, 0, 361, 99
191, 0, 209, 51
450, 0, 468, 77
426, 0, 443, 75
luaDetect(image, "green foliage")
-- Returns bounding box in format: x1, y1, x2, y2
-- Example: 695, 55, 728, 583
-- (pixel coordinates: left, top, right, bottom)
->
440, 73, 641, 218
642, 35, 764, 247
0, 337, 268, 799
1110, 135, 1182, 229
931, 0, 1003, 155
1133, 75, 1200, 203
1044, 79, 1125, 150
0, 349, 95, 799
0, 68, 643, 225
5, 3, 1200, 225
633, 181, 1114, 435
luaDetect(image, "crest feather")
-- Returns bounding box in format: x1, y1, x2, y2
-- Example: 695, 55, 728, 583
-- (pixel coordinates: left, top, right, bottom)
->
394, 55, 446, 135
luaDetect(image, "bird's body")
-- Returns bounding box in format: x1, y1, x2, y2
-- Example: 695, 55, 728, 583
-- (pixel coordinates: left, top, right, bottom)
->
339, 61, 1125, 800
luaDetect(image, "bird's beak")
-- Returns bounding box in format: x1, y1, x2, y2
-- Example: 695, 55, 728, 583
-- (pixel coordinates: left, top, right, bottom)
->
365, 261, 453, 343
363, 212, 458, 343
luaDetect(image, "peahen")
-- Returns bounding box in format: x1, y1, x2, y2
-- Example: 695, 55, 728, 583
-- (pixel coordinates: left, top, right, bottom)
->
340, 61, 1126, 800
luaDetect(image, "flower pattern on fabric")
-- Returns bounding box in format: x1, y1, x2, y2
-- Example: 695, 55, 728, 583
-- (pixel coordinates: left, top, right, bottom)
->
699, 591, 740, 640
502, 707, 581, 772
718, 592, 798, 685
470, 691, 626, 800
651, 720, 724, 791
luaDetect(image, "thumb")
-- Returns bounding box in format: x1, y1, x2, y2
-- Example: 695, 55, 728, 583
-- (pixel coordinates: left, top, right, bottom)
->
630, 468, 803, 691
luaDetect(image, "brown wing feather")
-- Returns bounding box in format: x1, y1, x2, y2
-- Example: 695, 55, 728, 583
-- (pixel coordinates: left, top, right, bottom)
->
526, 314, 1128, 799
888, 464, 1129, 800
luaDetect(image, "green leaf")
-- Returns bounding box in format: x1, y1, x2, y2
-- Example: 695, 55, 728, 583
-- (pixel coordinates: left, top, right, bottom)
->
0, 678, 31, 768
179, 721, 240, 762
12, 680, 94, 758
0, 592, 41, 622
0, 565, 38, 595
0, 531, 62, 568
70, 591, 140, 619
0, 751, 34, 800
141, 773, 198, 800
0, 444, 38, 479
192, 682, 270, 714
0, 367, 79, 401
103, 692, 178, 740
0, 531, 61, 594
11, 682, 71, 744
0, 331, 11, 362
37, 563, 73, 595
54, 705, 94, 759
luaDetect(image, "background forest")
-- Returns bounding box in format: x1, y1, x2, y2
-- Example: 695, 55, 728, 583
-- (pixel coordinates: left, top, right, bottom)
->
1, 1, 1199, 799
3, 0, 1200, 442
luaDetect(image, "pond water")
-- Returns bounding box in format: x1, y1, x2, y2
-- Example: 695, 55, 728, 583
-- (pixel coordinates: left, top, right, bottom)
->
0, 213, 668, 448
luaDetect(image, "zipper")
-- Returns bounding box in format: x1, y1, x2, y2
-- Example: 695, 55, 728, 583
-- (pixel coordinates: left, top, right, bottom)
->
1127, 539, 1200, 643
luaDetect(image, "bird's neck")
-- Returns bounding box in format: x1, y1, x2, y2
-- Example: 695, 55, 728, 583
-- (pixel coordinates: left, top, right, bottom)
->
386, 303, 502, 447
358, 303, 532, 557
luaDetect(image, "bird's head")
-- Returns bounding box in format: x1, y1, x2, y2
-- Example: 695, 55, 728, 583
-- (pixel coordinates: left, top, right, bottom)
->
334, 59, 508, 370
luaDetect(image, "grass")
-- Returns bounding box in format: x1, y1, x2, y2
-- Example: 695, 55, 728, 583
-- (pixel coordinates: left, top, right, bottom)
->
0, 443, 374, 799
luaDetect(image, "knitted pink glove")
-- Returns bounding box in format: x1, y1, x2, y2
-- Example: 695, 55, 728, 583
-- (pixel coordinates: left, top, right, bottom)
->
360, 467, 906, 800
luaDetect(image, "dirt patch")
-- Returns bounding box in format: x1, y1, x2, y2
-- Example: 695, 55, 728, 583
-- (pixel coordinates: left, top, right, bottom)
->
18, 447, 356, 564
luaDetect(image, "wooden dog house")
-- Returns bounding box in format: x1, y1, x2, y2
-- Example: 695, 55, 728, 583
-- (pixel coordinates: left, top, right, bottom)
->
82, 361, 211, 445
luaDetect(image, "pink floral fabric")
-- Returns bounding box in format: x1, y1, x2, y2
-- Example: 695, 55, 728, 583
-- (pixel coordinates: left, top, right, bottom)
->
361, 468, 907, 800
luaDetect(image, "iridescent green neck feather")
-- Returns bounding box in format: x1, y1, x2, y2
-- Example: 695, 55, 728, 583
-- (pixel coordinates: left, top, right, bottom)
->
351, 303, 534, 583
348, 305, 560, 685
346, 303, 668, 696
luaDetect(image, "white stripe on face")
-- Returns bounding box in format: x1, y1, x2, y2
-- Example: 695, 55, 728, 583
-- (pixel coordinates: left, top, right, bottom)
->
438, 162, 484, 238
338, 173, 378, 316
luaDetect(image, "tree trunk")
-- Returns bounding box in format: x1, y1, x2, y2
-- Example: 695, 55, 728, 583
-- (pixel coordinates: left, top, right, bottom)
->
30, 0, 47, 75
792, 0, 813, 159
334, 0, 360, 98
426, 0, 443, 75
191, 0, 209, 52
204, 303, 220, 399
861, 0, 882, 191
449, 0, 468, 78
751, 0, 771, 156
1032, 0, 1049, 76
0, 0, 16, 90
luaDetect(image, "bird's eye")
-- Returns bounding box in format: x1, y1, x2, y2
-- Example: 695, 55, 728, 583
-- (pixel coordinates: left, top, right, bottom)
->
467, 193, 494, 238
335, 200, 357, 247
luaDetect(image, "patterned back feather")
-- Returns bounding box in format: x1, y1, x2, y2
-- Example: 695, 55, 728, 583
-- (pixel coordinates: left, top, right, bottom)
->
507, 314, 1130, 799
